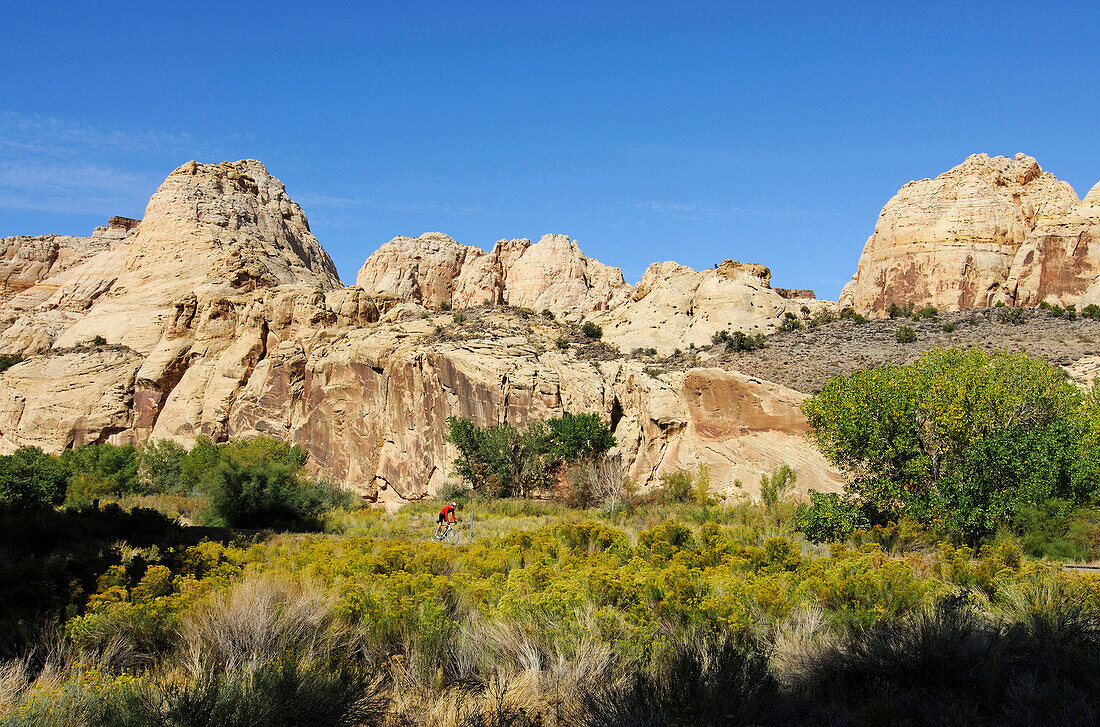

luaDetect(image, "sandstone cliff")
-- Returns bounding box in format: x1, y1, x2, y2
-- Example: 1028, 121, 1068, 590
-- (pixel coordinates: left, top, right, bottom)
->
0, 160, 340, 356
597, 260, 832, 355
1006, 182, 1100, 307
0, 160, 841, 502
356, 232, 632, 317
841, 153, 1080, 313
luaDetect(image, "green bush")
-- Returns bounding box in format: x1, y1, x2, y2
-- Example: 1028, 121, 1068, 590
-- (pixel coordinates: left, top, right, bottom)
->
887, 302, 915, 319
1083, 304, 1100, 320
914, 306, 939, 320
760, 465, 796, 510
895, 325, 917, 343
136, 439, 188, 493
794, 491, 872, 543
0, 447, 70, 508
803, 348, 1099, 541
0, 353, 23, 374
180, 435, 221, 489
61, 443, 139, 494
778, 312, 803, 332
556, 337, 570, 349
997, 306, 1028, 324
942, 322, 957, 332
581, 321, 603, 339
204, 458, 335, 530
712, 329, 765, 351
446, 413, 615, 498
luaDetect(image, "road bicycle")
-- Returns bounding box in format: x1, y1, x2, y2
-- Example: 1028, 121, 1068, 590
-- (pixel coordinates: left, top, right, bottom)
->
431, 521, 460, 544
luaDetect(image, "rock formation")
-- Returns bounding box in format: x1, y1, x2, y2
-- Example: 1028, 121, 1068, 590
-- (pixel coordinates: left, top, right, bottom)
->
0, 160, 340, 356
356, 232, 632, 317
1006, 182, 1100, 307
841, 153, 1080, 313
0, 160, 841, 502
597, 260, 832, 355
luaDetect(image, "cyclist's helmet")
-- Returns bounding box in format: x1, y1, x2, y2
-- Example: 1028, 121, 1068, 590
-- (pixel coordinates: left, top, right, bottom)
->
451, 501, 457, 507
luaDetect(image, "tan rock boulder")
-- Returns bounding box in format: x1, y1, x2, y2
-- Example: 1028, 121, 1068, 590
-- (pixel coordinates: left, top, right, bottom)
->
355, 232, 480, 309
499, 234, 632, 315
598, 260, 830, 355
841, 153, 1079, 313
356, 232, 631, 317
1006, 181, 1100, 307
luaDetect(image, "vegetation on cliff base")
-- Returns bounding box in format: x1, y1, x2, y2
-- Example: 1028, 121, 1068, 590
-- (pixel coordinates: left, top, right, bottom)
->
446, 412, 615, 498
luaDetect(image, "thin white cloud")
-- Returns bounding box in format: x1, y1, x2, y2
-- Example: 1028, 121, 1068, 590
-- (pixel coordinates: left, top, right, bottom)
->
0, 112, 193, 158
631, 200, 841, 221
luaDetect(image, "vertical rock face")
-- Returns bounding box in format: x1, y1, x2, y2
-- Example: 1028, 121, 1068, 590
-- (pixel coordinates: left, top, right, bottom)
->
355, 232, 631, 317
841, 153, 1079, 313
0, 157, 845, 502
1006, 182, 1100, 307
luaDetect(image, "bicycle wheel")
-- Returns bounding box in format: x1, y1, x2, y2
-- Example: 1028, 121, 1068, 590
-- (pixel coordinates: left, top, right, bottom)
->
445, 527, 459, 545
430, 525, 446, 542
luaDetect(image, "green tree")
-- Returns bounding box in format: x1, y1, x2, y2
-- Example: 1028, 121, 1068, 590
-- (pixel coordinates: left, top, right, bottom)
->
180, 435, 222, 489
60, 443, 138, 494
0, 447, 69, 507
137, 439, 188, 493
205, 457, 326, 529
802, 348, 1096, 541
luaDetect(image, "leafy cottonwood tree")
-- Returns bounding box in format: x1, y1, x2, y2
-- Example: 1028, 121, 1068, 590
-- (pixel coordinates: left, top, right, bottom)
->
801, 348, 1100, 541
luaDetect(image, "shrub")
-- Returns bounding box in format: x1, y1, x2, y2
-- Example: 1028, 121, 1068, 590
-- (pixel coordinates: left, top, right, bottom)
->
204, 458, 335, 530
0, 447, 69, 508
446, 413, 614, 498
61, 443, 139, 495
439, 300, 451, 311
839, 308, 867, 325
712, 330, 765, 351
895, 325, 917, 343
778, 312, 803, 332
581, 321, 603, 339
0, 354, 22, 374
65, 472, 122, 509
997, 306, 1028, 324
136, 439, 187, 494
92, 335, 107, 346
914, 305, 939, 320
542, 309, 555, 320
1083, 304, 1100, 320
659, 470, 694, 504
794, 491, 872, 543
556, 337, 569, 349
453, 311, 466, 325
942, 322, 957, 332
887, 302, 915, 319
760, 465, 796, 511
808, 311, 837, 327
180, 436, 221, 489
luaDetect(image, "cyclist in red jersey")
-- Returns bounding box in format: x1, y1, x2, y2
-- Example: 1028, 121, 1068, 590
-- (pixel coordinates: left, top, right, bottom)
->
439, 501, 457, 525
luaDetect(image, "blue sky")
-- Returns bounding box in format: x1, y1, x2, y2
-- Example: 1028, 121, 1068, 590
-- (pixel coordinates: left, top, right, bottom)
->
2, 1, 1098, 298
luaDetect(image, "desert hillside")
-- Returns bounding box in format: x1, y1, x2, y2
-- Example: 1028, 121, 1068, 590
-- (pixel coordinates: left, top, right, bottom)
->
1, 153, 1099, 503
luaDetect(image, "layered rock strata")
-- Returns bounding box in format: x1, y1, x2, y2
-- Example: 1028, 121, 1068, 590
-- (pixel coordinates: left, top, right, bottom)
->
841, 153, 1080, 313
0, 160, 841, 502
